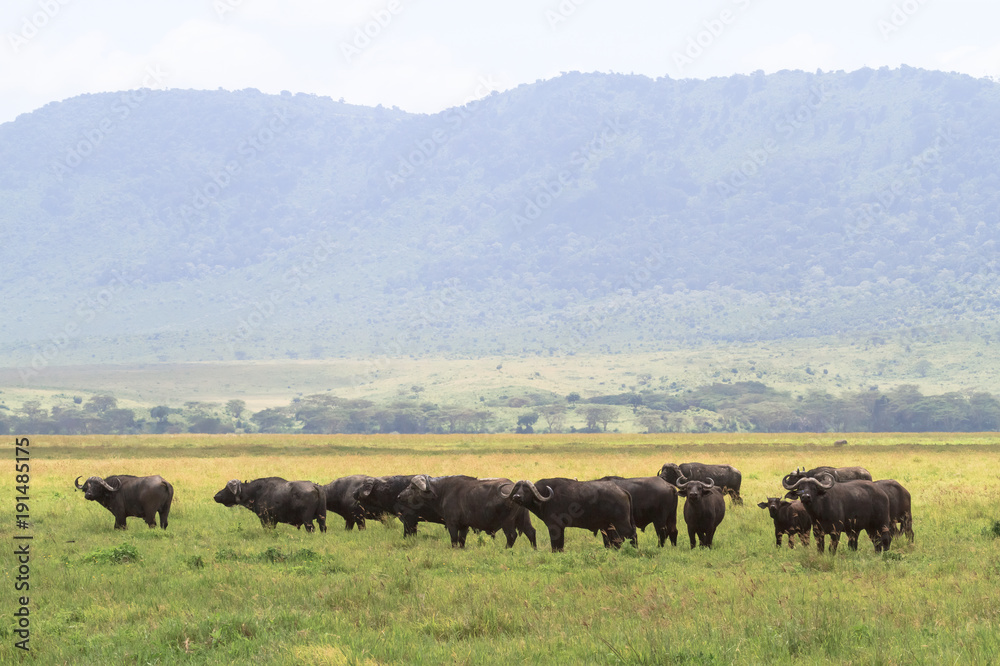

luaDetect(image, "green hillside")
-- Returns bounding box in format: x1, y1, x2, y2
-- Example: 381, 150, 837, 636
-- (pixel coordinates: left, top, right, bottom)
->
2, 67, 1000, 368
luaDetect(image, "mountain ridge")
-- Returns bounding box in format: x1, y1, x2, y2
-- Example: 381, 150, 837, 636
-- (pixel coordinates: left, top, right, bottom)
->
2, 67, 999, 369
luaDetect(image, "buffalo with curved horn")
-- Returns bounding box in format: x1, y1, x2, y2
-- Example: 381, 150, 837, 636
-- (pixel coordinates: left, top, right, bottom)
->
658, 462, 742, 505
397, 475, 536, 549
353, 474, 445, 537
675, 476, 726, 548
782, 472, 891, 554
214, 477, 327, 532
784, 465, 872, 484
500, 478, 635, 552
75, 474, 173, 530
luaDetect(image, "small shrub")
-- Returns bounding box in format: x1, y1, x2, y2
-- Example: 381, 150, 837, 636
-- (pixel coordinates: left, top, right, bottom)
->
186, 555, 205, 570
82, 543, 141, 564
982, 520, 1000, 540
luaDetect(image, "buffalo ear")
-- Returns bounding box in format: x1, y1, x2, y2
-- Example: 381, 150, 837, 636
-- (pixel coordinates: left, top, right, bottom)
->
783, 491, 798, 500
676, 488, 688, 497
757, 502, 768, 509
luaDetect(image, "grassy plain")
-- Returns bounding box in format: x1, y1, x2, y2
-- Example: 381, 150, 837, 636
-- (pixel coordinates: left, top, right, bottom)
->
1, 433, 999, 664
2, 330, 999, 420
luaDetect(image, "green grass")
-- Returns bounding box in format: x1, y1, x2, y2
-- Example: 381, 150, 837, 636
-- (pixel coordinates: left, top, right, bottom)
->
2, 434, 999, 664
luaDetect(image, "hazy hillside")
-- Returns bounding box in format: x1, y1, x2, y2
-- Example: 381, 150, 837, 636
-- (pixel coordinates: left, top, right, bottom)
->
3, 67, 1000, 368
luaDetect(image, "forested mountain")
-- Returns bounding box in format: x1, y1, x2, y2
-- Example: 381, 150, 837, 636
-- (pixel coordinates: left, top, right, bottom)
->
2, 67, 1000, 365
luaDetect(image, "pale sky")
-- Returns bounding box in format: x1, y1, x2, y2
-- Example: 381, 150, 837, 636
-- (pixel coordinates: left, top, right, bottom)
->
2, 0, 999, 124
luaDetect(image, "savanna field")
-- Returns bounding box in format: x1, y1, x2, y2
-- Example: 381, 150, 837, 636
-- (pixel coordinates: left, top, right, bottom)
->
2, 434, 999, 665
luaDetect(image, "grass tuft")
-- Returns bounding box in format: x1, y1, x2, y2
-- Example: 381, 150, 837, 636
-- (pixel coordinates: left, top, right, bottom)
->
81, 543, 141, 565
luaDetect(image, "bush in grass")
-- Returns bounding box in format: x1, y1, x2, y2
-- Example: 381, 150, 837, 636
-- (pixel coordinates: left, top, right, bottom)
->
82, 543, 141, 564
983, 520, 1000, 539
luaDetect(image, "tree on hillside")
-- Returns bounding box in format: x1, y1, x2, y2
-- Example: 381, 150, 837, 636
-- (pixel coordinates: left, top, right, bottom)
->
225, 399, 246, 419
85, 395, 118, 414
584, 406, 616, 432
538, 405, 567, 433
516, 412, 539, 434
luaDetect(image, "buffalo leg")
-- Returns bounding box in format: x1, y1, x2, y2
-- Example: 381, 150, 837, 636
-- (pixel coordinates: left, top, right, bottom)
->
655, 523, 668, 548
114, 514, 127, 530
688, 525, 698, 549
158, 503, 170, 530
457, 526, 470, 548
548, 525, 565, 552
775, 530, 783, 548
828, 533, 840, 555
345, 518, 356, 531
814, 527, 825, 553
523, 521, 537, 549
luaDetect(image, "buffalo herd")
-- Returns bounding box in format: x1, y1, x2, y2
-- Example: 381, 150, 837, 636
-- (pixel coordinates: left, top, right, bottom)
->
73, 461, 914, 554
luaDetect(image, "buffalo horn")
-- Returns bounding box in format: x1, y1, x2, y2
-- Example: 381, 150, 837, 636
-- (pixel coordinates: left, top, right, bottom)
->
675, 475, 690, 489
413, 475, 429, 492
816, 472, 836, 489
498, 483, 514, 498
781, 474, 808, 491
74, 476, 84, 490
226, 479, 241, 498
526, 480, 553, 501
703, 477, 715, 489
98, 477, 117, 491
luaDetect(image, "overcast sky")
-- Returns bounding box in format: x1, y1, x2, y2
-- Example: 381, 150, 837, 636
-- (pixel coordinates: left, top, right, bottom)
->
2, 0, 998, 124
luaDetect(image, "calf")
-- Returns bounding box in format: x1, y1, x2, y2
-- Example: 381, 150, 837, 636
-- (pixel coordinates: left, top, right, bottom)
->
757, 497, 812, 548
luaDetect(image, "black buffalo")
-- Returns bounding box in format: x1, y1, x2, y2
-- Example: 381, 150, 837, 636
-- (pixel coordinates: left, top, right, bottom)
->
321, 475, 379, 530
597, 476, 678, 547
214, 477, 327, 532
785, 466, 873, 483
75, 475, 173, 530
676, 477, 726, 548
658, 462, 743, 505
874, 479, 914, 542
782, 473, 891, 554
500, 478, 636, 552
353, 475, 444, 536
397, 475, 536, 549
757, 497, 812, 548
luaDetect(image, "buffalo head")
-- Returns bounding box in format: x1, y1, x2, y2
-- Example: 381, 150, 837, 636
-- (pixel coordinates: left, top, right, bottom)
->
213, 479, 243, 507
675, 476, 714, 500
75, 476, 120, 502
499, 480, 553, 507
657, 463, 682, 485
781, 472, 835, 505
354, 477, 376, 502
757, 497, 788, 518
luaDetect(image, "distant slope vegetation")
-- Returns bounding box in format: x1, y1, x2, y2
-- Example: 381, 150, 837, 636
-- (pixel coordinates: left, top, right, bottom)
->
2, 67, 1000, 367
